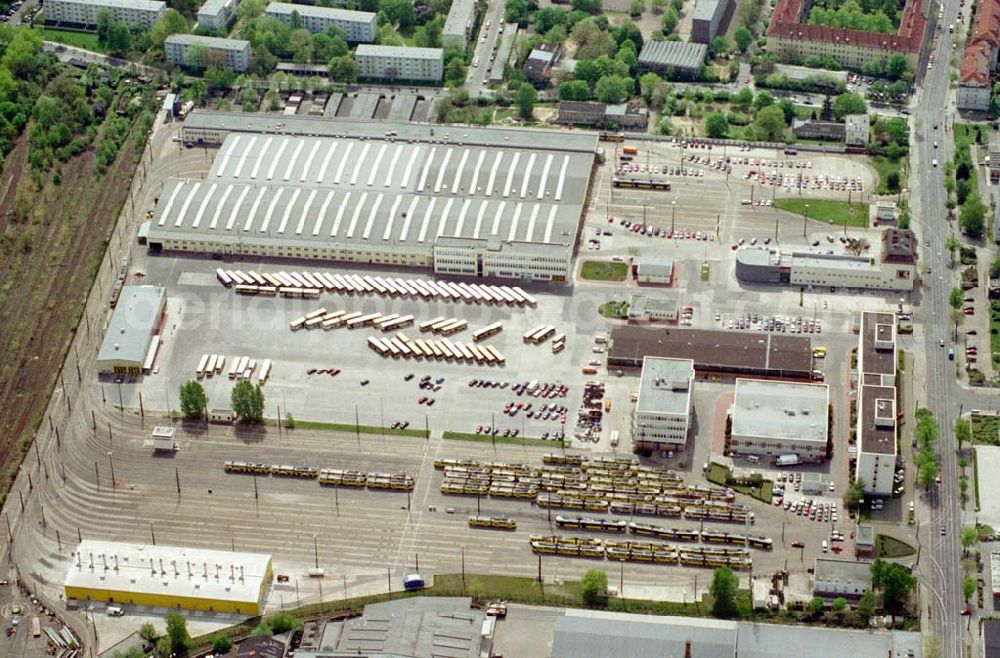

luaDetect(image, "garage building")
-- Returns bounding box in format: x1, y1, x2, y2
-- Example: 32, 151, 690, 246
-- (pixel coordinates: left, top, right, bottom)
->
64, 540, 272, 615
729, 379, 830, 462
96, 285, 166, 376
149, 114, 598, 282
607, 326, 813, 379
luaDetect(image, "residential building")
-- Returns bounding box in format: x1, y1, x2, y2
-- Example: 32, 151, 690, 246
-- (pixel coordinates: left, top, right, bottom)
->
813, 558, 873, 598
735, 229, 917, 292
691, 0, 733, 43
355, 44, 444, 82
627, 293, 679, 323
150, 113, 597, 283
524, 43, 559, 85
555, 100, 648, 129
164, 34, 251, 72
64, 540, 272, 615
264, 2, 376, 42
631, 357, 695, 452
633, 255, 674, 284
637, 40, 708, 78
96, 286, 166, 376
854, 311, 898, 496
844, 113, 870, 146
44, 0, 164, 29
608, 326, 814, 379
729, 379, 830, 461
197, 0, 240, 30
442, 0, 476, 48
765, 0, 927, 69
792, 119, 845, 141
958, 0, 1000, 112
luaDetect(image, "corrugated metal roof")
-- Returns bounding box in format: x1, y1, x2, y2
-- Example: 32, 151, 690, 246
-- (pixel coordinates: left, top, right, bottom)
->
97, 285, 165, 365
637, 40, 708, 69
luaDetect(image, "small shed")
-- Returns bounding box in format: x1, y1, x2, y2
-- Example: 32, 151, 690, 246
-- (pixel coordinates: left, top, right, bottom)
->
209, 408, 234, 424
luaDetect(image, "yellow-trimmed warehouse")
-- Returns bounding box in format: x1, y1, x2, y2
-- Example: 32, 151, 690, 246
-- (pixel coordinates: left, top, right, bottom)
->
65, 540, 272, 616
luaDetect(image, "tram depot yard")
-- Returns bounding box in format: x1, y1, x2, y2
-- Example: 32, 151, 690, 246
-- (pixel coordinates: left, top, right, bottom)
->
69, 111, 915, 627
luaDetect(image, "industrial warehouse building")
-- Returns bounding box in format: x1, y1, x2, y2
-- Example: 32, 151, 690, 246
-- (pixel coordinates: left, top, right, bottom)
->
631, 357, 694, 452
164, 34, 252, 72
812, 558, 873, 598
264, 2, 376, 42
735, 229, 917, 292
64, 540, 273, 615
607, 327, 814, 379
729, 379, 830, 462
855, 311, 898, 496
147, 113, 597, 282
96, 285, 166, 376
45, 0, 164, 28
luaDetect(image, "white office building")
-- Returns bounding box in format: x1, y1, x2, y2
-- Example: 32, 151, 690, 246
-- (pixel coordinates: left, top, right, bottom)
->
854, 312, 898, 496
631, 357, 695, 452
164, 34, 252, 72
264, 2, 376, 42
197, 0, 241, 30
44, 0, 164, 29
442, 0, 476, 48
355, 44, 444, 82
148, 112, 597, 283
729, 379, 830, 462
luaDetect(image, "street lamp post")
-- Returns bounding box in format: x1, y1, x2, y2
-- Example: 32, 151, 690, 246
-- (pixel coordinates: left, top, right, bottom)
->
107, 452, 116, 491
802, 203, 810, 238
671, 200, 677, 235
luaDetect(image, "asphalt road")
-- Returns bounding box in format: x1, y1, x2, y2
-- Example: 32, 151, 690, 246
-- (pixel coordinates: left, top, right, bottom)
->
466, 0, 507, 98
912, 3, 972, 655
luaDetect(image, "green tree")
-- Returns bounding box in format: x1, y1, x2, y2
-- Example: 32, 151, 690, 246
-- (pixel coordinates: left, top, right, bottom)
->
106, 23, 131, 54
594, 74, 632, 103
96, 8, 113, 41
505, 0, 529, 23
328, 55, 358, 82
629, 0, 644, 16
151, 9, 190, 47
710, 567, 739, 618
212, 635, 232, 654
251, 621, 273, 636
559, 80, 591, 101
231, 380, 265, 423
639, 71, 661, 101
961, 193, 987, 237
734, 25, 753, 52
809, 596, 825, 615
731, 86, 754, 109
960, 525, 979, 555
581, 569, 608, 606
831, 92, 867, 119
886, 53, 909, 80
165, 612, 190, 653
959, 476, 969, 497
964, 577, 976, 602
753, 90, 774, 111
269, 611, 303, 634
706, 112, 728, 138
179, 380, 207, 420
139, 622, 159, 642
857, 589, 876, 618
778, 98, 795, 124
753, 104, 786, 141
832, 597, 847, 612
613, 19, 644, 51
515, 82, 537, 119
661, 7, 679, 33
710, 35, 730, 55
916, 448, 939, 490
955, 418, 971, 451
949, 286, 963, 310
870, 559, 916, 612
238, 0, 266, 18
844, 479, 864, 511
991, 253, 1000, 278
572, 0, 603, 13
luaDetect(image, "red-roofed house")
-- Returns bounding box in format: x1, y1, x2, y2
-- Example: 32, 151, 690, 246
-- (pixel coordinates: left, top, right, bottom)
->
765, 0, 927, 69
958, 0, 1000, 111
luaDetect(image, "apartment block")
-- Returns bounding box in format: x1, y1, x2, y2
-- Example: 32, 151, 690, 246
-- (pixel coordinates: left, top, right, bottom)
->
164, 34, 251, 72
355, 44, 444, 82
44, 0, 165, 29
264, 2, 376, 42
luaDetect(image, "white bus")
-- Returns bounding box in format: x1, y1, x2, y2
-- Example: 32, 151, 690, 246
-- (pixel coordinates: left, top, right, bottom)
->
382, 315, 415, 331
206, 354, 218, 375
216, 268, 234, 287
236, 356, 250, 376
420, 316, 446, 332
259, 358, 272, 384
261, 273, 283, 288
385, 339, 402, 358
494, 287, 516, 305
552, 333, 566, 345
285, 272, 307, 288
524, 324, 547, 343
230, 270, 249, 285
196, 354, 209, 378
215, 355, 225, 373
346, 313, 382, 329
439, 319, 468, 336
552, 341, 565, 354
246, 271, 266, 286
484, 345, 505, 364
272, 272, 293, 287
304, 316, 325, 329
234, 284, 260, 296
228, 356, 241, 378
353, 275, 374, 294
503, 287, 524, 304
368, 337, 389, 355
393, 338, 413, 358
375, 314, 400, 328
479, 346, 497, 365
472, 322, 504, 342
465, 343, 486, 363
366, 276, 387, 295
305, 308, 328, 321
513, 286, 537, 307
455, 342, 475, 361
431, 317, 456, 333
301, 272, 324, 289
290, 316, 307, 331
530, 325, 556, 344
414, 339, 432, 358
301, 288, 321, 299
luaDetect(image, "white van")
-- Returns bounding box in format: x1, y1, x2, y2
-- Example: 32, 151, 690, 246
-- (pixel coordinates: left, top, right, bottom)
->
106, 606, 124, 617
746, 455, 760, 464
821, 540, 828, 553
932, 158, 938, 167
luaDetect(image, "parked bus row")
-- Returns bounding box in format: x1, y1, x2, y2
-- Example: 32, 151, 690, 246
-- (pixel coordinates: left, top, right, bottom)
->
628, 522, 771, 549
195, 353, 226, 379
223, 462, 415, 491
290, 309, 418, 332
522, 324, 557, 344
218, 268, 537, 307
235, 284, 320, 299
418, 316, 469, 336
551, 333, 566, 354
367, 334, 505, 366
527, 535, 752, 569
468, 515, 517, 530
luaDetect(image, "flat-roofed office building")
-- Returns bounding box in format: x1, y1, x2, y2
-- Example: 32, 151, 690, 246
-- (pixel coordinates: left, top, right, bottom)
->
855, 311, 898, 496
631, 357, 695, 451
729, 379, 830, 462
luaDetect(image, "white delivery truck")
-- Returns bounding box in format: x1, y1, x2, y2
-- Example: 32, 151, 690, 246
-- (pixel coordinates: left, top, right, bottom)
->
151, 426, 178, 452
775, 454, 800, 467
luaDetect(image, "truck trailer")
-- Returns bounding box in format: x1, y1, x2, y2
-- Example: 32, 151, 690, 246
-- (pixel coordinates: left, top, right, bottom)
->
152, 426, 178, 452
